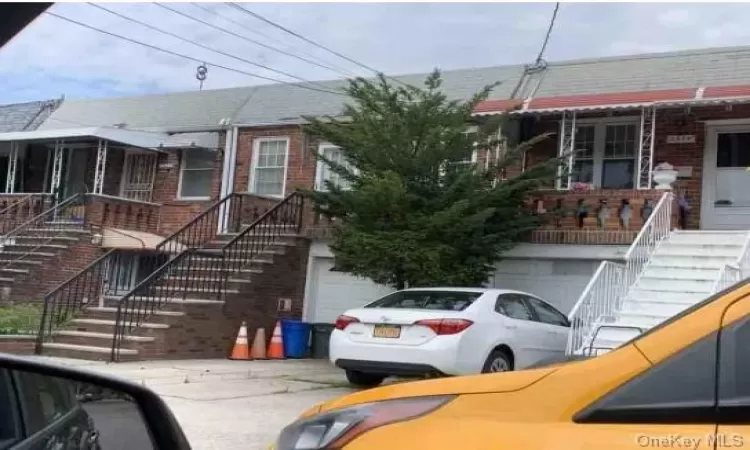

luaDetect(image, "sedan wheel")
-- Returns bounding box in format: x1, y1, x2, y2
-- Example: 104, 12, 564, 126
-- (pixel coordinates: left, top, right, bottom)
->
481, 349, 512, 373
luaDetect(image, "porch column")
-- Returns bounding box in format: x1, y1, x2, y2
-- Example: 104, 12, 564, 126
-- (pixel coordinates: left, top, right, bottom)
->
5, 141, 18, 193
50, 140, 64, 197
637, 106, 656, 189
556, 110, 577, 190
93, 139, 108, 195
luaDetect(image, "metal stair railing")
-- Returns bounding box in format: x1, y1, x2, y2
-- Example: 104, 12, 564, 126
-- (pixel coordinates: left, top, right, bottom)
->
711, 231, 750, 293
0, 194, 54, 235
110, 191, 305, 361
566, 191, 674, 356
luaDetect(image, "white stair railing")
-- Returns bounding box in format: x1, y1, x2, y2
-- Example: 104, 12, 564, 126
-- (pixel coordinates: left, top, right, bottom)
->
712, 231, 750, 293
566, 191, 674, 355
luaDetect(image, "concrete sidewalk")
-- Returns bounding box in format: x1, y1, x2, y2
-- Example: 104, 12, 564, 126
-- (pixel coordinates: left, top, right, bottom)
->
33, 357, 357, 449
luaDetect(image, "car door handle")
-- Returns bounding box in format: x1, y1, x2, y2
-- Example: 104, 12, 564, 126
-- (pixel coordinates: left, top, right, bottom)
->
505, 325, 518, 330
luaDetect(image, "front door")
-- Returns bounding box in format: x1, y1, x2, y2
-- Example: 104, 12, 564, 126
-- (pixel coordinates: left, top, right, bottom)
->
701, 125, 750, 229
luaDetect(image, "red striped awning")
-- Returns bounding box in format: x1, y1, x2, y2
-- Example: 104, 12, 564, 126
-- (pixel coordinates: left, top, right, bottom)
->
473, 84, 750, 115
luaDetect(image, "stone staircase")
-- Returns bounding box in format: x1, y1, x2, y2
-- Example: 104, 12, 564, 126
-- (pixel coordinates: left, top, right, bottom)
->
0, 221, 90, 303
40, 227, 302, 361
585, 230, 750, 353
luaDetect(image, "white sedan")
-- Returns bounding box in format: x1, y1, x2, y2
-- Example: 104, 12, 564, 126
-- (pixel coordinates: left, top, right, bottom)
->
329, 287, 571, 387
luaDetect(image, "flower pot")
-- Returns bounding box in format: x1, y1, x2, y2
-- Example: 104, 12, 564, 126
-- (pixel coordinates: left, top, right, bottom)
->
653, 169, 678, 190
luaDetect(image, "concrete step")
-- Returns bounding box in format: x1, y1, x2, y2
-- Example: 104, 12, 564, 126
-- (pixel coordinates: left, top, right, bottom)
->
654, 243, 743, 258
649, 255, 738, 269
69, 318, 169, 335
635, 277, 715, 293
84, 306, 185, 323
7, 235, 80, 243
0, 267, 30, 275
585, 325, 645, 354
619, 300, 693, 317
612, 313, 667, 329
99, 295, 224, 308
642, 266, 720, 280
628, 288, 710, 304
0, 259, 43, 266
1, 243, 68, 251
41, 342, 138, 361
668, 231, 750, 246
54, 330, 155, 343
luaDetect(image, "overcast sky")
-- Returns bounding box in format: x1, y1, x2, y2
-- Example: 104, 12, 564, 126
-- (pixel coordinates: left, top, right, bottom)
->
1, 2, 749, 104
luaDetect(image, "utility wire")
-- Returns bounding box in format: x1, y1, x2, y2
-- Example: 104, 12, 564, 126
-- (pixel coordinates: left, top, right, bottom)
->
227, 3, 412, 87
87, 2, 336, 91
534, 2, 560, 65
189, 2, 359, 78
44, 11, 346, 96
154, 2, 352, 82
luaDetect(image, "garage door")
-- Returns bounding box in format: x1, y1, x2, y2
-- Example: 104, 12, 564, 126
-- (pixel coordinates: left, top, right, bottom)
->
307, 257, 395, 323
490, 259, 598, 315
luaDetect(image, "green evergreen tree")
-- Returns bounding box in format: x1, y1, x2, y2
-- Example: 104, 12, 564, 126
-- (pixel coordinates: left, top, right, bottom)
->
302, 70, 558, 289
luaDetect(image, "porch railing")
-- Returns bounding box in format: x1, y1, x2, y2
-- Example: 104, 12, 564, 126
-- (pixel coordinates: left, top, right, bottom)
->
34, 249, 119, 353
2, 194, 87, 243
711, 231, 750, 293
566, 191, 674, 356
110, 191, 305, 361
157, 193, 281, 254
0, 194, 54, 235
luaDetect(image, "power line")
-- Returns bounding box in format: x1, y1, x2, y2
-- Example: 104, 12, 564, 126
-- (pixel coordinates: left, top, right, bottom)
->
153, 2, 353, 81
44, 11, 346, 96
87, 2, 336, 91
226, 3, 411, 88
534, 2, 560, 65
189, 2, 359, 78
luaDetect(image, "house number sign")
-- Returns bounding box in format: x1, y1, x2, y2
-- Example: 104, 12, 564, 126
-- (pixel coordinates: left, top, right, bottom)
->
666, 135, 696, 144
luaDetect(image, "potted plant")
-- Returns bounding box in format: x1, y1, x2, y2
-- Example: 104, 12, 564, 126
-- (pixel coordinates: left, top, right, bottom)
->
652, 162, 678, 189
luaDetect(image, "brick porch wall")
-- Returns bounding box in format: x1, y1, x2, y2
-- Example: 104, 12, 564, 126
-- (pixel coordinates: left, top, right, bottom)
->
0, 336, 35, 355
133, 237, 310, 360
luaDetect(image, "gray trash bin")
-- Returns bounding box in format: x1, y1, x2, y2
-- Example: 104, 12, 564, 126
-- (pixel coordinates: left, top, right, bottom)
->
310, 323, 335, 359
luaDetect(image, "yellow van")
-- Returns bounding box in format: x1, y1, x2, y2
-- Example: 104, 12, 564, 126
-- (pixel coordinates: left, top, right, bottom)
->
271, 280, 750, 449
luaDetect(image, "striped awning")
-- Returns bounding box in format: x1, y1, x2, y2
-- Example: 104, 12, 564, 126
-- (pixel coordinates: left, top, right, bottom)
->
474, 84, 750, 116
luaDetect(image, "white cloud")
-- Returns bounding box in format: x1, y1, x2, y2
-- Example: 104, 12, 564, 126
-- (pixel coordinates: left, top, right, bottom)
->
2, 3, 750, 103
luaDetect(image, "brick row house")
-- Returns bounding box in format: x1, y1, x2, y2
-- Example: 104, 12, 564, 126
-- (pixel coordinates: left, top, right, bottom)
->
3, 44, 750, 360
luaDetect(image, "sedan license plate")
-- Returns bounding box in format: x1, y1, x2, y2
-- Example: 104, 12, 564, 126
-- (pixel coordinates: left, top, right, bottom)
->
373, 324, 401, 338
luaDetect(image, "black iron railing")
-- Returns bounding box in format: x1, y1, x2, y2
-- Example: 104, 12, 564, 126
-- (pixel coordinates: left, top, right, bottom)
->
3, 193, 87, 241
0, 194, 54, 235
35, 249, 170, 354
157, 193, 281, 253
109, 191, 304, 361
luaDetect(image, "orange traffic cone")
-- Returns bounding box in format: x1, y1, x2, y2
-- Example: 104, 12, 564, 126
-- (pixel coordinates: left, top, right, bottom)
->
267, 321, 285, 360
229, 321, 251, 360
250, 328, 267, 359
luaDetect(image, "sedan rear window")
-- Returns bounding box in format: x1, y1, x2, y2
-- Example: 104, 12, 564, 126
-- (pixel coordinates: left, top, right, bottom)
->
365, 290, 482, 311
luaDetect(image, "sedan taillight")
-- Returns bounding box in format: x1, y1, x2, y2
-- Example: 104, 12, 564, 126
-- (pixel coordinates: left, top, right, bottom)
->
334, 314, 360, 330
414, 318, 473, 335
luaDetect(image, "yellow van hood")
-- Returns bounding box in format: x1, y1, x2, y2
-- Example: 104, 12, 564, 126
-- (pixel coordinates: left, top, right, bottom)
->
318, 367, 558, 413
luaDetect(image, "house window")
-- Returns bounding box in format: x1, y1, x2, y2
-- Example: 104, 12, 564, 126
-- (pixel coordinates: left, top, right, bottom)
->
569, 120, 639, 190
178, 148, 214, 199
316, 144, 353, 191
251, 138, 288, 197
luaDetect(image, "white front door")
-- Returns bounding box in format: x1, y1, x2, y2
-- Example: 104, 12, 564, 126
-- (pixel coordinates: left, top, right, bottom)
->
701, 125, 750, 230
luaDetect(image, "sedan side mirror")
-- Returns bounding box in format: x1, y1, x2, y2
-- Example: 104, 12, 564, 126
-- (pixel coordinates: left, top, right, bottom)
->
0, 353, 191, 450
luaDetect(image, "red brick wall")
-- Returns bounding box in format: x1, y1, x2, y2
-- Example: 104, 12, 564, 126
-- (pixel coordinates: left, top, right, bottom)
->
151, 133, 226, 236
6, 236, 106, 305
234, 126, 318, 194
0, 336, 35, 355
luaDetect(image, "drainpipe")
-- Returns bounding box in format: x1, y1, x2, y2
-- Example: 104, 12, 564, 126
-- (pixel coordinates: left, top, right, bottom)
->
217, 124, 240, 234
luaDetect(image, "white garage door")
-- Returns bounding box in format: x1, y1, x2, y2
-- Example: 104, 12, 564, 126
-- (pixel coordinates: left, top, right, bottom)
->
490, 259, 598, 315
307, 257, 395, 323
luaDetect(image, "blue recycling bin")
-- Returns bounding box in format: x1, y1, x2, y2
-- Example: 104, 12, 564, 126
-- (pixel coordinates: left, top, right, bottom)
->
281, 319, 312, 358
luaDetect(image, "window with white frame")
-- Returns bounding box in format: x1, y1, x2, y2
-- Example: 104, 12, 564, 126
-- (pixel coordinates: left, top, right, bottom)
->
251, 138, 288, 197
570, 121, 639, 190
178, 148, 214, 199
316, 144, 353, 191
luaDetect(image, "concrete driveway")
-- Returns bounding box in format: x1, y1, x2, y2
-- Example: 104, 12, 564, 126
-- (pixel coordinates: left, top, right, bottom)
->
39, 357, 359, 450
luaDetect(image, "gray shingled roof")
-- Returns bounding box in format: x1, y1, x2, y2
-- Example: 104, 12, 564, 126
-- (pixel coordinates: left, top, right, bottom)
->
0, 99, 61, 133
29, 45, 750, 131
531, 45, 750, 98
37, 87, 258, 132
233, 65, 524, 126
